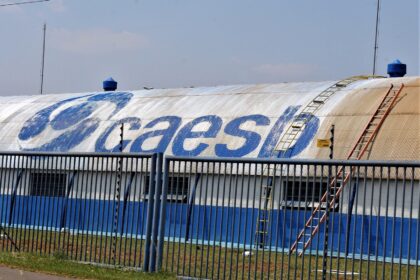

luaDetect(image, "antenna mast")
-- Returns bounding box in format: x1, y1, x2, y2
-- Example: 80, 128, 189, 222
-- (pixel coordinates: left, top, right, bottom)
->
40, 23, 46, 95
372, 0, 381, 75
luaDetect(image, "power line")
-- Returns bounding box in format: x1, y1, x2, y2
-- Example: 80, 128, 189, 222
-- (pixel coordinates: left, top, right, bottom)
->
0, 0, 50, 7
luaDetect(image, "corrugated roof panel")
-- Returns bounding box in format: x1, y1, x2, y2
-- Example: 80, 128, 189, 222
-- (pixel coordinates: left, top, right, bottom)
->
0, 76, 417, 160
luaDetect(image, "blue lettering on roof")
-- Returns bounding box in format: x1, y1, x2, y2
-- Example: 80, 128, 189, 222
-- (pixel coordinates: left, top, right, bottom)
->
17, 94, 319, 158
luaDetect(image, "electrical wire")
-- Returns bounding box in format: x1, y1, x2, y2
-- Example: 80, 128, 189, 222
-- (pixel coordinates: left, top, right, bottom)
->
0, 0, 50, 7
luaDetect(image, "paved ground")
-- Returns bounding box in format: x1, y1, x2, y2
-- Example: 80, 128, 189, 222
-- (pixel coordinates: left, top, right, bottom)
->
0, 265, 73, 280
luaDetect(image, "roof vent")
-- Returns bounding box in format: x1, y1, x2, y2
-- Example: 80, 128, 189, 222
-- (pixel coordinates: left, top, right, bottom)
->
103, 77, 118, 91
387, 60, 406, 78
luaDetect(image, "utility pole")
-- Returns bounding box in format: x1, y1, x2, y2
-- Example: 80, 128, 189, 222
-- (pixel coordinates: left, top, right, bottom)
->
372, 0, 381, 75
40, 23, 46, 95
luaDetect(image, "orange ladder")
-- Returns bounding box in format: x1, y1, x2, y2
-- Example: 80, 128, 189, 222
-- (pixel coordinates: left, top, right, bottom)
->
289, 83, 405, 256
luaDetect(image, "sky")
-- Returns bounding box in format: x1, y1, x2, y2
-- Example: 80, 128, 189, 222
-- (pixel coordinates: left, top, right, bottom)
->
0, 0, 418, 95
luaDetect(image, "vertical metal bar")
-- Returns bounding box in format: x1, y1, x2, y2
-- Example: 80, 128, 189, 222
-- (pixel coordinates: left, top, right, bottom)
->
97, 156, 106, 263
343, 165, 350, 274
74, 155, 83, 261
0, 155, 4, 251
192, 161, 202, 278
84, 156, 95, 262
315, 165, 325, 280
131, 157, 143, 268
328, 164, 337, 277
267, 164, 277, 280
19, 155, 30, 252
57, 156, 66, 256
366, 166, 377, 278
150, 153, 163, 272
280, 164, 289, 280
32, 154, 42, 254
16, 155, 24, 252
37, 155, 47, 254
397, 168, 407, 279
186, 160, 194, 277
187, 160, 196, 278
52, 155, 64, 254
118, 158, 127, 265
205, 161, 216, 279
157, 157, 170, 271
143, 153, 157, 271
7, 154, 18, 252
139, 157, 150, 268
406, 167, 414, 279
123, 158, 133, 267
322, 163, 332, 280
358, 165, 368, 280
212, 161, 223, 279
235, 162, 245, 280
299, 164, 307, 280
79, 156, 89, 261
125, 157, 135, 267
69, 156, 78, 260
335, 164, 346, 279
273, 163, 283, 280
216, 162, 227, 279
135, 157, 144, 268
105, 156, 114, 264
5, 154, 12, 252
45, 155, 54, 255
0, 155, 7, 251
107, 156, 119, 264
178, 160, 186, 276
253, 162, 263, 280
381, 166, 391, 279
290, 164, 299, 279
65, 156, 76, 259
351, 166, 361, 280
307, 164, 317, 279
198, 162, 207, 278
75, 156, 87, 261
242, 162, 252, 280
112, 152, 123, 265
167, 160, 176, 272
374, 166, 383, 279
223, 162, 234, 279
14, 155, 22, 251
228, 162, 239, 279
390, 167, 399, 277
91, 155, 101, 263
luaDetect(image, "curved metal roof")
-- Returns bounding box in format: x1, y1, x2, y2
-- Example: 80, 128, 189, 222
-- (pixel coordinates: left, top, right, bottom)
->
0, 76, 418, 160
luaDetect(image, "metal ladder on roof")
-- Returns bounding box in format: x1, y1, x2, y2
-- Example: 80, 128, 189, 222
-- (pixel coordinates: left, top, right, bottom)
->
274, 76, 377, 158
289, 83, 405, 256
257, 76, 380, 248
255, 183, 273, 248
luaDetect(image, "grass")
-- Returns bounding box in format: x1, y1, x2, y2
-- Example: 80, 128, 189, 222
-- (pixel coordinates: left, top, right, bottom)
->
161, 241, 419, 279
0, 251, 175, 280
1, 227, 419, 279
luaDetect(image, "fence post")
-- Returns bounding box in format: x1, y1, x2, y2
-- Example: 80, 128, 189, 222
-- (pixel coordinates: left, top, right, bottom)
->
157, 157, 170, 271
143, 153, 157, 272
149, 153, 163, 272
322, 125, 334, 279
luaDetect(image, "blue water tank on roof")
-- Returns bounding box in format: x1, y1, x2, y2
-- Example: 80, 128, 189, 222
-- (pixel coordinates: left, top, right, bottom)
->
103, 77, 118, 91
387, 60, 406, 78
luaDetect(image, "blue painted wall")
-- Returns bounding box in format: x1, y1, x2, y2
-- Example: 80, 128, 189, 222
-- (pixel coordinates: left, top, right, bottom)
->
1, 195, 418, 263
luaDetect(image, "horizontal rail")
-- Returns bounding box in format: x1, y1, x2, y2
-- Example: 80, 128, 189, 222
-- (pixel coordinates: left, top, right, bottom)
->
166, 155, 420, 168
